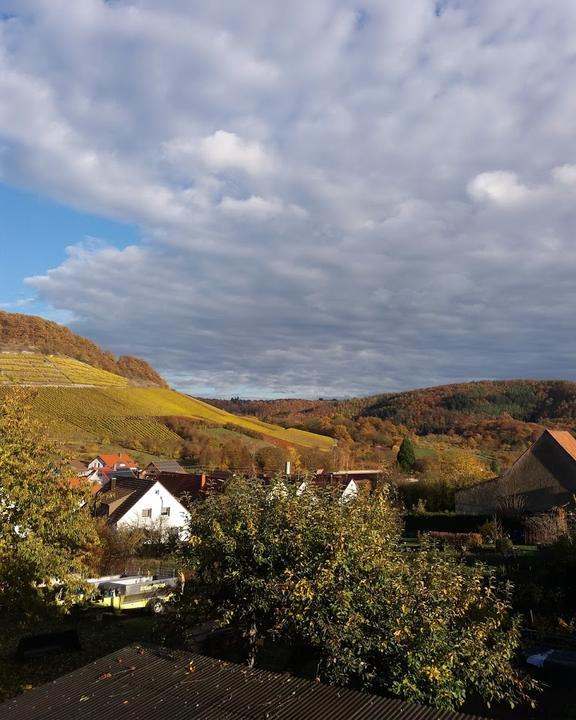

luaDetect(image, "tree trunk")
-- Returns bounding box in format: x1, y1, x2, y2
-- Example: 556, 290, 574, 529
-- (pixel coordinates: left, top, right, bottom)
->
247, 616, 257, 669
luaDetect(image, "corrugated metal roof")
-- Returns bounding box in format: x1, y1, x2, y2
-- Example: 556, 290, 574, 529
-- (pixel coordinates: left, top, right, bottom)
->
1, 644, 488, 720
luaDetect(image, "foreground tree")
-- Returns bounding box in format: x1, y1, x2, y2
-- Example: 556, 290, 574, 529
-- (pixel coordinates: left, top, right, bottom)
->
0, 388, 99, 615
178, 476, 537, 710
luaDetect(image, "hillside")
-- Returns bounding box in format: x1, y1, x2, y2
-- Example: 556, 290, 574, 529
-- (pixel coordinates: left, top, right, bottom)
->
0, 384, 334, 453
0, 310, 165, 386
207, 380, 576, 459
210, 381, 576, 429
0, 311, 334, 461
0, 351, 334, 461
361, 380, 576, 433
0, 353, 129, 387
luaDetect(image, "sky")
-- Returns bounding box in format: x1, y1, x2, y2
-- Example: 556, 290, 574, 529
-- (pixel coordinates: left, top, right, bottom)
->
1, 1, 576, 399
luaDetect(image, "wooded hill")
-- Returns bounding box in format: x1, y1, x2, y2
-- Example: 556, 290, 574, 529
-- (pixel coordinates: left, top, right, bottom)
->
362, 380, 576, 430
209, 380, 576, 453
0, 310, 166, 386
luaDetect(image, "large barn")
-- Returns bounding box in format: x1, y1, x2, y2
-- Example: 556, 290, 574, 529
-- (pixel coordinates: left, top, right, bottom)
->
455, 429, 576, 515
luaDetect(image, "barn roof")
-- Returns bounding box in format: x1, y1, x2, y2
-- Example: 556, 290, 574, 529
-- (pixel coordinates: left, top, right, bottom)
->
546, 429, 576, 463
146, 459, 187, 474
0, 644, 487, 720
455, 428, 576, 514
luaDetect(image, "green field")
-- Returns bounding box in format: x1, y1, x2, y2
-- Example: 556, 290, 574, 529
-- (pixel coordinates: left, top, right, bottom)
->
0, 353, 335, 452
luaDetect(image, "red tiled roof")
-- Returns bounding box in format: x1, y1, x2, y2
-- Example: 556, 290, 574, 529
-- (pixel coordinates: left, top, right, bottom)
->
97, 453, 137, 467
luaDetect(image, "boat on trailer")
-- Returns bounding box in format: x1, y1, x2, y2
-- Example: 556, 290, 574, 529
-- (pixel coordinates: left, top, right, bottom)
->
85, 574, 179, 613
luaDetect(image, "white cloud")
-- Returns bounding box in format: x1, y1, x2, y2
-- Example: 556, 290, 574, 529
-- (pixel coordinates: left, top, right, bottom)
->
199, 130, 275, 175
2, 0, 576, 395
467, 171, 533, 206
219, 194, 284, 216
552, 163, 576, 186
0, 297, 35, 309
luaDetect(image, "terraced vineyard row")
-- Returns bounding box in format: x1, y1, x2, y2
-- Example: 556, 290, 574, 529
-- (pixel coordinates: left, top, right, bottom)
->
50, 357, 128, 386
60, 415, 181, 445
0, 356, 334, 450
0, 385, 335, 451
0, 353, 128, 387
0, 354, 72, 384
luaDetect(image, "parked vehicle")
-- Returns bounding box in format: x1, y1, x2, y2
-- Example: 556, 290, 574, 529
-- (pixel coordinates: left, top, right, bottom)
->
83, 574, 179, 613
526, 647, 576, 676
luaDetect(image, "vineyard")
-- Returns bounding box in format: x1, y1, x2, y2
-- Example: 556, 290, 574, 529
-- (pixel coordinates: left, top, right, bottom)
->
0, 353, 128, 387
0, 382, 335, 451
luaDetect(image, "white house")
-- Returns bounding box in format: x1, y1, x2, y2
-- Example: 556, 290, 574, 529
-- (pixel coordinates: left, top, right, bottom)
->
100, 478, 190, 539
88, 453, 138, 471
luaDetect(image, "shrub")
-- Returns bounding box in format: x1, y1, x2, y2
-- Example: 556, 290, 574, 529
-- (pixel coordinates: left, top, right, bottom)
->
478, 518, 503, 544
177, 477, 538, 711
428, 531, 483, 551
495, 537, 514, 554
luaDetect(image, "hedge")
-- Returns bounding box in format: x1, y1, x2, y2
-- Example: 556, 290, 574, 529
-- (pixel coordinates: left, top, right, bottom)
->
428, 531, 483, 551
404, 512, 491, 536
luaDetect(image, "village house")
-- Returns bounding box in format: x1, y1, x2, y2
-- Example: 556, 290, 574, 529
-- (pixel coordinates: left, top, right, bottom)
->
68, 458, 88, 475
305, 469, 383, 497
298, 476, 359, 501
455, 429, 576, 515
87, 453, 138, 472
144, 459, 187, 478
96, 476, 190, 539
153, 472, 209, 508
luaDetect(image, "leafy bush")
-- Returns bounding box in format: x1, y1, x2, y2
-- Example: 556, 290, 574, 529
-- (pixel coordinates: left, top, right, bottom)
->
177, 477, 537, 711
428, 531, 483, 551
495, 537, 514, 554
478, 518, 503, 543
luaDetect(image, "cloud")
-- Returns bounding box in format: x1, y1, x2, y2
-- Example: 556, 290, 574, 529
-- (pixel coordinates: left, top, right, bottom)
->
468, 165, 576, 208
467, 171, 534, 206
0, 0, 575, 396
552, 164, 576, 186
199, 131, 275, 175
0, 297, 35, 309
219, 194, 305, 218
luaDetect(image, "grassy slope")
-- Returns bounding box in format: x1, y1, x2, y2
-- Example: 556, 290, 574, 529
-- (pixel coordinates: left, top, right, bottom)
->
0, 353, 334, 451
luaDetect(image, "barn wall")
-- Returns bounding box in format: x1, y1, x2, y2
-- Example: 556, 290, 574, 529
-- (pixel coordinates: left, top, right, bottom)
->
455, 431, 576, 514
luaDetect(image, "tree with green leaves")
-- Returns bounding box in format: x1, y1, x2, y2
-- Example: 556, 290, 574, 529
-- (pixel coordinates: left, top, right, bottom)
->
0, 388, 99, 615
397, 436, 417, 473
177, 476, 537, 710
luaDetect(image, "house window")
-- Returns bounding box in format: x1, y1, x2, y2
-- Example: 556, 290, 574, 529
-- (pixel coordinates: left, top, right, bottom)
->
161, 507, 171, 517
141, 508, 152, 518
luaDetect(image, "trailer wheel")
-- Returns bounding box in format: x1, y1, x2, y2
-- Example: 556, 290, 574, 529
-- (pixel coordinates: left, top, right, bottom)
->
148, 598, 165, 615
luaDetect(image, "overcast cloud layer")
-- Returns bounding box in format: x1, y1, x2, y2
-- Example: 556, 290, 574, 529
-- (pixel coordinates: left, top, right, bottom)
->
2, 0, 576, 397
